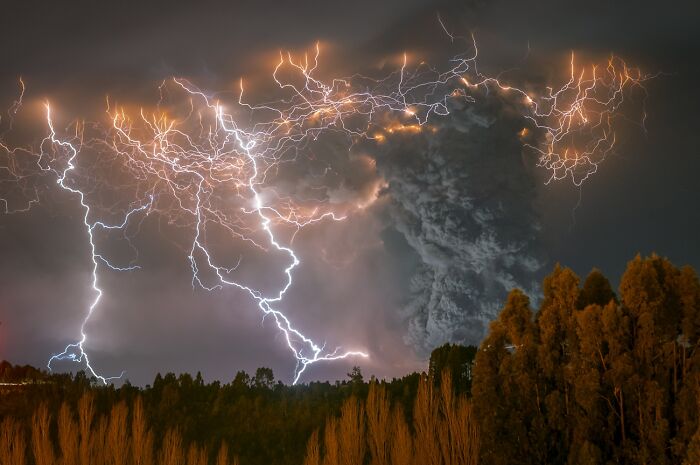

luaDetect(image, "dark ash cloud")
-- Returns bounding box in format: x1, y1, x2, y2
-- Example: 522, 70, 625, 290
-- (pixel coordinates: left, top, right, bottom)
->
374, 97, 543, 354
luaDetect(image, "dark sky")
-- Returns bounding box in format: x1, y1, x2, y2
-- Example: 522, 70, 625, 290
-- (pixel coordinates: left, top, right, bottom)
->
0, 0, 698, 385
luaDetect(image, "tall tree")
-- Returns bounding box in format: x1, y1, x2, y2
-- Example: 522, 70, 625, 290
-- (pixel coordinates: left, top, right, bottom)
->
473, 289, 539, 465
535, 265, 581, 464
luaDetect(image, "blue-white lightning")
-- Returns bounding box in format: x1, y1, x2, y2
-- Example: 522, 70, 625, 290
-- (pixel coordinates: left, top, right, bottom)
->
42, 104, 154, 383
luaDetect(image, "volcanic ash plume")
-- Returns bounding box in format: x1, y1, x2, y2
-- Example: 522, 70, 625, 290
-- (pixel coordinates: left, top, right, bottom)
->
374, 97, 544, 355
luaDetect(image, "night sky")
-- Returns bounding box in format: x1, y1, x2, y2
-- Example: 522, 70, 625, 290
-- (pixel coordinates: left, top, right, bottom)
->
0, 0, 698, 385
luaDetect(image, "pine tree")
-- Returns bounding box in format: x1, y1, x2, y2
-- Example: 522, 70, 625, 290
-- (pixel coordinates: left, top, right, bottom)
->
536, 265, 581, 463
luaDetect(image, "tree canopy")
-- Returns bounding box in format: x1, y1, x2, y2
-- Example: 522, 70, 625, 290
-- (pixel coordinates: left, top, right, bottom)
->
472, 255, 700, 465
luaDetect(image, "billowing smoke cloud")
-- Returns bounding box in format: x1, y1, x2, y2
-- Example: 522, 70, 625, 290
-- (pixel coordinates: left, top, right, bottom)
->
373, 97, 544, 355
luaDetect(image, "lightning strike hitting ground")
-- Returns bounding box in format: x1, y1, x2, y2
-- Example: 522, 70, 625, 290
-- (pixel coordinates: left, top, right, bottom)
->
0, 36, 653, 384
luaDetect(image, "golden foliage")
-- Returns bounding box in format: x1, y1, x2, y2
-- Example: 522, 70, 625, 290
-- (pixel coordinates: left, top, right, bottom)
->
106, 402, 129, 465
389, 405, 413, 465
131, 397, 153, 465
338, 398, 365, 465
1, 395, 239, 465
77, 393, 94, 465
306, 372, 479, 465
57, 402, 78, 465
303, 430, 321, 465
32, 404, 55, 465
0, 417, 26, 465
322, 417, 339, 465
366, 383, 390, 465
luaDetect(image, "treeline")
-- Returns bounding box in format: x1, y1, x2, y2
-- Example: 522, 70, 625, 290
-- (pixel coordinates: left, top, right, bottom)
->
0, 364, 431, 465
1, 254, 699, 464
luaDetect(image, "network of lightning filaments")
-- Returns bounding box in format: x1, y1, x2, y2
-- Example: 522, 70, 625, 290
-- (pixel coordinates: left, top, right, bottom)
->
0, 36, 652, 384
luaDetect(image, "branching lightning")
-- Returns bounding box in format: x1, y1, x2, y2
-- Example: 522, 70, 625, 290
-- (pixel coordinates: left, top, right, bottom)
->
43, 104, 155, 384
0, 33, 653, 384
